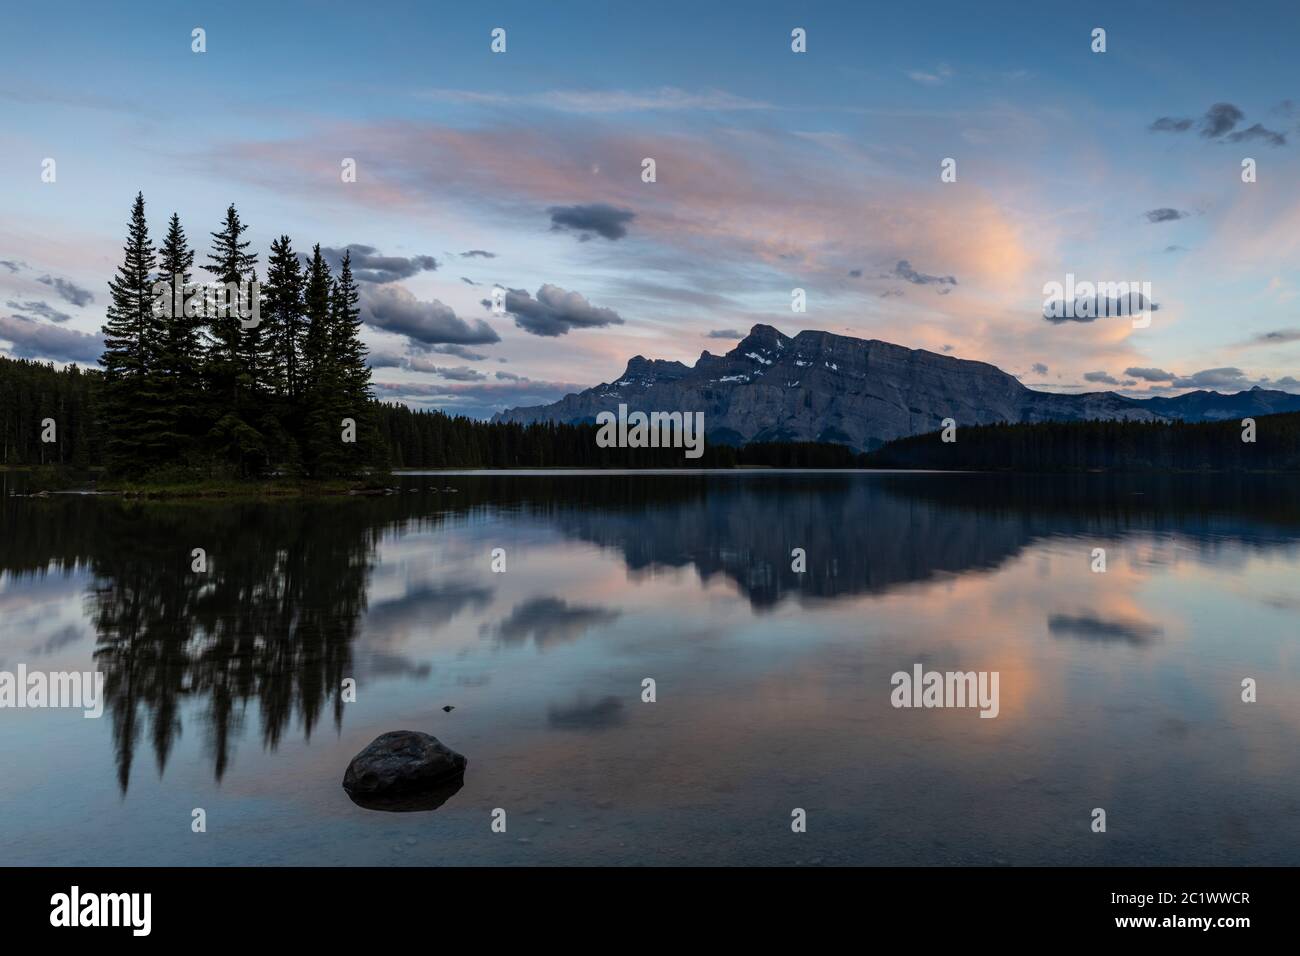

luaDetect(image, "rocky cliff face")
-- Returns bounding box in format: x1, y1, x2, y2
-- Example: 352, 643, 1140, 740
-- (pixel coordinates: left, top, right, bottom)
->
493, 324, 1162, 450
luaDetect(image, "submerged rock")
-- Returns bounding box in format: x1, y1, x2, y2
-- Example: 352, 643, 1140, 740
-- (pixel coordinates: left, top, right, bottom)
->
342, 731, 467, 811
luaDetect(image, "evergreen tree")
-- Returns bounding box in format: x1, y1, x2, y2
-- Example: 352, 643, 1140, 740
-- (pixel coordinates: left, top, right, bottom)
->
99, 193, 160, 473
153, 212, 203, 464
263, 235, 306, 400
203, 204, 264, 474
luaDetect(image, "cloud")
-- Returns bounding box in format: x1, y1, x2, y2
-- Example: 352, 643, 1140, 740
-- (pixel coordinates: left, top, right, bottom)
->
418, 86, 773, 113
1164, 244, 1187, 253
1144, 208, 1187, 223
460, 249, 496, 258
1226, 123, 1287, 146
1171, 367, 1252, 389
363, 285, 500, 345
548, 203, 635, 241
1149, 105, 1284, 146
365, 344, 406, 369
1246, 328, 1300, 346
1043, 290, 1159, 323
426, 343, 489, 361
504, 284, 624, 337
373, 378, 586, 419
406, 358, 488, 381
1125, 366, 1176, 382
318, 245, 438, 283
0, 314, 102, 363
1083, 370, 1119, 385
6, 300, 70, 323
706, 328, 744, 339
847, 268, 863, 278
1200, 102, 1245, 138
889, 259, 957, 292
1031, 362, 1048, 375
36, 274, 93, 307
0, 260, 25, 273
495, 371, 526, 381
907, 64, 953, 87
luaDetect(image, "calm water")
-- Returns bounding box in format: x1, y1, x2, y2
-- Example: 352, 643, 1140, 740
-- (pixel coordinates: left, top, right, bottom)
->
1, 470, 1297, 866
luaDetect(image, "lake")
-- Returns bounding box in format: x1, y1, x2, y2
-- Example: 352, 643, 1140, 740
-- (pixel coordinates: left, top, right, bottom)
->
1, 470, 1297, 865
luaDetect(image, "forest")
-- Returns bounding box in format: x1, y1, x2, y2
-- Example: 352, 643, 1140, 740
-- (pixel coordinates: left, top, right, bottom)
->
862, 416, 1300, 472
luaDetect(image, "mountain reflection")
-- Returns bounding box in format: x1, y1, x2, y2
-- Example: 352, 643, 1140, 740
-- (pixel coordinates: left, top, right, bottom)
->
1, 471, 1297, 793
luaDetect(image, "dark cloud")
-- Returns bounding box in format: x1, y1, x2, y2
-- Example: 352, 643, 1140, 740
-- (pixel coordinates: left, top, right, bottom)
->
941, 344, 954, 352
889, 259, 957, 292
1043, 290, 1159, 323
495, 371, 527, 382
1249, 329, 1300, 346
460, 276, 479, 285
1171, 367, 1251, 389
1125, 367, 1176, 382
505, 284, 624, 337
1200, 102, 1244, 138
427, 343, 489, 361
460, 249, 496, 258
1083, 370, 1120, 385
363, 284, 500, 345
318, 245, 438, 283
365, 345, 406, 369
1144, 208, 1187, 223
706, 328, 744, 339
0, 314, 103, 363
1164, 245, 1187, 253
1031, 362, 1048, 375
847, 268, 863, 278
0, 260, 25, 273
6, 299, 70, 323
1226, 123, 1287, 146
547, 203, 635, 241
36, 274, 93, 307
1149, 104, 1284, 146
406, 357, 488, 381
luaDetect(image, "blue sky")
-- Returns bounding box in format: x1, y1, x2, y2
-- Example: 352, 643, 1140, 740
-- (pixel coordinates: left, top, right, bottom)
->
2, 0, 1299, 416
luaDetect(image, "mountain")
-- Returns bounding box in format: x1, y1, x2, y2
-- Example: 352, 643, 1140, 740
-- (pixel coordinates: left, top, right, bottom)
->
495, 324, 1168, 450
1127, 387, 1300, 422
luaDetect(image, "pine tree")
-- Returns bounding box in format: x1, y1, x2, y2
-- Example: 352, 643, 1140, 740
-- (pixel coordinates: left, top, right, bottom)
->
300, 244, 332, 390
153, 212, 203, 465
263, 235, 306, 400
203, 204, 263, 474
99, 192, 159, 473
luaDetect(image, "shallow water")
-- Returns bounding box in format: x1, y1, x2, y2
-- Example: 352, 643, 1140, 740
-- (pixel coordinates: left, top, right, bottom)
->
1, 471, 1297, 865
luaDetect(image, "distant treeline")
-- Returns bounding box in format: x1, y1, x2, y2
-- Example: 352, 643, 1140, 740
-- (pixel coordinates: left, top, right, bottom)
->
377, 405, 866, 468
864, 416, 1300, 472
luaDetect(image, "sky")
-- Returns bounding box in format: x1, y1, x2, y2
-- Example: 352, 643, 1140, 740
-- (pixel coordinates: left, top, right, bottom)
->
2, 0, 1299, 418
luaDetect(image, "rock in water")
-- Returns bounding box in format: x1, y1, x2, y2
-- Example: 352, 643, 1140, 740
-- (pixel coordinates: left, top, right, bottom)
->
342, 731, 467, 806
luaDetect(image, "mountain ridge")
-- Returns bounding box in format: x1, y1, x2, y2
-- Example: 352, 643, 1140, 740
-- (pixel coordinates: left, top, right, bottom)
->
494, 324, 1300, 450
